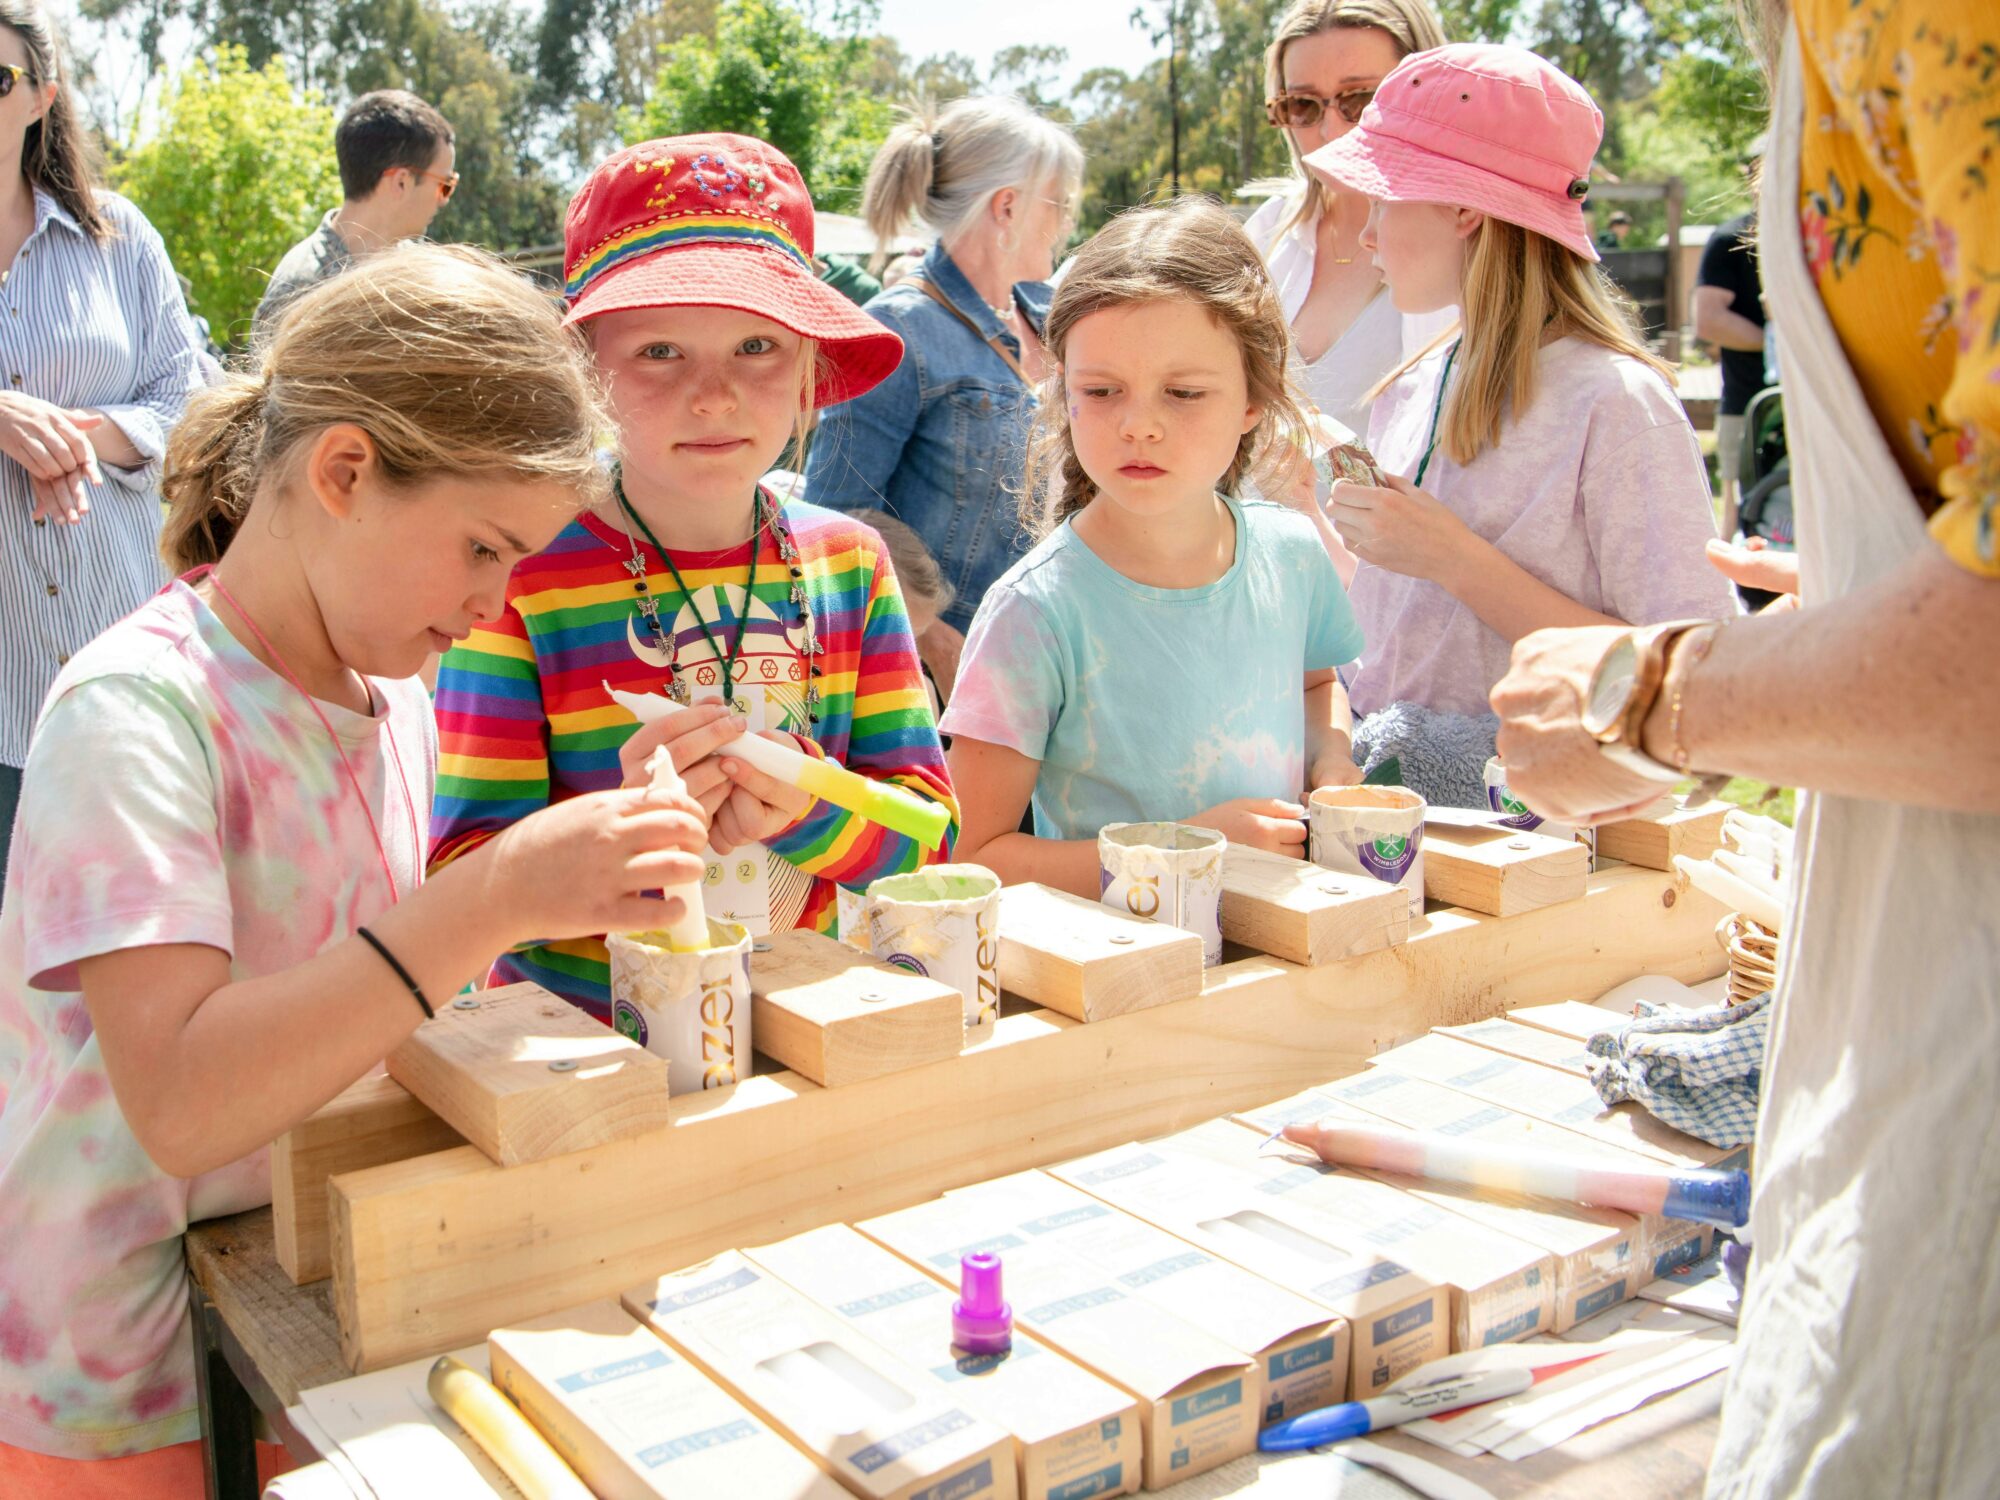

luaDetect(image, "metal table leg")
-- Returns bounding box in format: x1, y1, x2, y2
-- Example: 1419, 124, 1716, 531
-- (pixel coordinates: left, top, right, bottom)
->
190, 1270, 263, 1500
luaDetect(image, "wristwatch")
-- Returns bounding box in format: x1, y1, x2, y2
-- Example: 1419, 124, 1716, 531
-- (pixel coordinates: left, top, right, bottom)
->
1581, 619, 1713, 785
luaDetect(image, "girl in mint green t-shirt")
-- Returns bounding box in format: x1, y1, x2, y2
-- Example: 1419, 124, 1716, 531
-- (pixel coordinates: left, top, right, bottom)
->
943, 198, 1365, 897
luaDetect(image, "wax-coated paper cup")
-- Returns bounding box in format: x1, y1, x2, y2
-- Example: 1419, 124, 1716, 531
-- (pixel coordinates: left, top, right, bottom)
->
606, 918, 753, 1095
863, 865, 1003, 1031
835, 881, 870, 950
1484, 755, 1595, 869
1309, 785, 1426, 916
1099, 821, 1227, 966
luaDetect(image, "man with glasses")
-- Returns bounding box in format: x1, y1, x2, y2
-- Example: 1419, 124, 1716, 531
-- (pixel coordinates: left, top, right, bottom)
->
252, 89, 456, 339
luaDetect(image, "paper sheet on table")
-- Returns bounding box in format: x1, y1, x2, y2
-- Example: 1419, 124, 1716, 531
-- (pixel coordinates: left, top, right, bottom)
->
1636, 1245, 1742, 1325
298, 1345, 525, 1500
276, 1400, 371, 1500
1171, 1435, 1495, 1499
1394, 1304, 1732, 1459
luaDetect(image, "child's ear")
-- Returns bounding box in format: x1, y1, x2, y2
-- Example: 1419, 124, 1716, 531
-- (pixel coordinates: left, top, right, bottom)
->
1241, 400, 1264, 437
303, 423, 381, 524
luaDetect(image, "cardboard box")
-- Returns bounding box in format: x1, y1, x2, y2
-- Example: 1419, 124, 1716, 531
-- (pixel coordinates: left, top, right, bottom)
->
942, 1169, 1349, 1425
487, 1300, 848, 1500
1049, 1142, 1448, 1396
1158, 1118, 1557, 1350
1281, 1069, 1710, 1300
858, 1195, 1258, 1488
745, 1224, 1142, 1500
623, 1252, 1016, 1500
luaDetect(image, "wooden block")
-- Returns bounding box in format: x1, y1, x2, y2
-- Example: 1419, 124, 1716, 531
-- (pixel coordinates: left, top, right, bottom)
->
272, 1072, 461, 1284
385, 981, 670, 1166
750, 928, 965, 1086
1423, 823, 1588, 916
1595, 800, 1729, 871
995, 882, 1203, 1022
1218, 845, 1409, 965
329, 866, 1729, 1372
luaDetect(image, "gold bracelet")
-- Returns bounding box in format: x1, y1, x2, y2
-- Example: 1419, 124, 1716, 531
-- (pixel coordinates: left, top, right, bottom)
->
1665, 623, 1722, 775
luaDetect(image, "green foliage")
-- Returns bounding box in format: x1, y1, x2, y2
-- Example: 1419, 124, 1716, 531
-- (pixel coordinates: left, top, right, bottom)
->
633, 0, 889, 212
114, 45, 339, 345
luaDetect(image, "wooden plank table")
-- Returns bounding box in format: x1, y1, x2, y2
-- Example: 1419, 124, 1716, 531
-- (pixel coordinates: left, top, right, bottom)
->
187, 1206, 1719, 1500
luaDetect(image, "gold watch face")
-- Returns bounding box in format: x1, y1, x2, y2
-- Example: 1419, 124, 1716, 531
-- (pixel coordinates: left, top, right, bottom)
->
1582, 635, 1639, 738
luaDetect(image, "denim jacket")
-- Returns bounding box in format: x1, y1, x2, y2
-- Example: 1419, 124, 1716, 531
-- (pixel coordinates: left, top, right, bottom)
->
803, 241, 1037, 633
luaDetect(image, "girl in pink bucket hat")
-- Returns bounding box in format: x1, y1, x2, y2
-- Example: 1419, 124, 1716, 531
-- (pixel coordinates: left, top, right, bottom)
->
430, 133, 960, 1021
1296, 43, 1733, 803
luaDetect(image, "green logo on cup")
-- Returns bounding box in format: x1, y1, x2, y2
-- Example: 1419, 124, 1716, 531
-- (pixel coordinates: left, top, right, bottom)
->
1374, 835, 1408, 861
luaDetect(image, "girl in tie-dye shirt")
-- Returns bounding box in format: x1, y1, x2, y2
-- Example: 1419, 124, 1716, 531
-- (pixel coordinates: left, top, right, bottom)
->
0, 247, 711, 1491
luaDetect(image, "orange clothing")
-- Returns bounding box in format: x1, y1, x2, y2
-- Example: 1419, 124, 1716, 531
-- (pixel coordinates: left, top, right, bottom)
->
1796, 0, 2000, 574
0, 1435, 296, 1497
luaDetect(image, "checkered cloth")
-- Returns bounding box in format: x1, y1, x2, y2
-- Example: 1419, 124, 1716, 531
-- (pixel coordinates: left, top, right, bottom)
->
1586, 995, 1771, 1148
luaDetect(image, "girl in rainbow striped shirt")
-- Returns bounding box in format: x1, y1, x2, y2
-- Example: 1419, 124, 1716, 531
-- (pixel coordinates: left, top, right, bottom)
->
430, 134, 959, 1023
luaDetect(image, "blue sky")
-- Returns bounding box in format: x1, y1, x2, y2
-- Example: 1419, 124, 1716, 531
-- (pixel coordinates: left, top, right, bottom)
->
872, 0, 1166, 91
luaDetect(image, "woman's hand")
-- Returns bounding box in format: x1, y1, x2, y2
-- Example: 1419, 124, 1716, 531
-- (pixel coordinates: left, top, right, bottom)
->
709, 733, 816, 853
1185, 797, 1308, 856
483, 786, 712, 939
1329, 473, 1479, 582
1489, 625, 1684, 826
1707, 537, 1800, 611
0, 393, 102, 524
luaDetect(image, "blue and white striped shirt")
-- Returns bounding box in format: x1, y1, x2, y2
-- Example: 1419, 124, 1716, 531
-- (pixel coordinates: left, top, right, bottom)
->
0, 190, 201, 767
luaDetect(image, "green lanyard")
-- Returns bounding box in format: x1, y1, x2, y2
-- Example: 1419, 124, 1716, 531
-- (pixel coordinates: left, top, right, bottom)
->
1412, 340, 1461, 488
614, 473, 763, 705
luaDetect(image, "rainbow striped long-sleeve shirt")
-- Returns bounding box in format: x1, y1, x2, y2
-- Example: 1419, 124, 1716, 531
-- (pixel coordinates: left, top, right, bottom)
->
429, 498, 958, 1021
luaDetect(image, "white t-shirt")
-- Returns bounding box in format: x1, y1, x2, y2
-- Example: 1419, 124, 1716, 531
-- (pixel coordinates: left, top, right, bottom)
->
0, 581, 433, 1457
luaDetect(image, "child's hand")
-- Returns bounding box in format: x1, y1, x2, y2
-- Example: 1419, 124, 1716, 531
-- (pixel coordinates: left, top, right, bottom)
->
485, 787, 711, 938
1185, 798, 1308, 857
1329, 473, 1476, 582
1308, 749, 1364, 793
1705, 537, 1800, 610
711, 733, 816, 854
618, 702, 749, 815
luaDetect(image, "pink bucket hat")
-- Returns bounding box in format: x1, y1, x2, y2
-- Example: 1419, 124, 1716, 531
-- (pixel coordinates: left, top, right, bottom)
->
1303, 44, 1604, 263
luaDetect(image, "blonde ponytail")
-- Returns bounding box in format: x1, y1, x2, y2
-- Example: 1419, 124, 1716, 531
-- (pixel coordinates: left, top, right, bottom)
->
159, 243, 613, 575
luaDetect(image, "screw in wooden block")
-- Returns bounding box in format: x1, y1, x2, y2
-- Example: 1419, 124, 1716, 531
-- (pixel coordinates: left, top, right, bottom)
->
857, 990, 888, 1005
1321, 882, 1349, 896
1508, 841, 1531, 850
752, 942, 773, 953
1108, 934, 1135, 945
547, 1058, 579, 1073
451, 997, 481, 1011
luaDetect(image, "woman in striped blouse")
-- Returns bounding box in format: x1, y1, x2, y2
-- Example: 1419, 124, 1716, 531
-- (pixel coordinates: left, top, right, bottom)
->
0, 0, 201, 887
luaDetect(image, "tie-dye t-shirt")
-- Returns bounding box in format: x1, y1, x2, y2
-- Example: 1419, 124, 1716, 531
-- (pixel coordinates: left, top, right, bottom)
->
0, 580, 433, 1458
942, 496, 1364, 840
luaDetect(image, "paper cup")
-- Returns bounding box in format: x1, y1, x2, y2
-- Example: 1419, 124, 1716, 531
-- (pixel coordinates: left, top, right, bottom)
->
863, 865, 1003, 1031
835, 881, 870, 950
1484, 755, 1596, 868
605, 918, 753, 1095
1098, 822, 1227, 966
1309, 785, 1426, 916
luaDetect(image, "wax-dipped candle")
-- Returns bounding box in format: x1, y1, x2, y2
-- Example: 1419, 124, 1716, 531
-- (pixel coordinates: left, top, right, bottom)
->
1280, 1118, 1750, 1229
607, 685, 950, 850
641, 746, 710, 950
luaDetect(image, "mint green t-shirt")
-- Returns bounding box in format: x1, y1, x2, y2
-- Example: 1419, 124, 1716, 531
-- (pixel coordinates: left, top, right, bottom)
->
942, 496, 1365, 840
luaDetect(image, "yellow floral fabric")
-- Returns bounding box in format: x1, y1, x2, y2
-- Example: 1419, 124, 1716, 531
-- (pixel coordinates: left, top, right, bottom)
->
1796, 0, 1999, 574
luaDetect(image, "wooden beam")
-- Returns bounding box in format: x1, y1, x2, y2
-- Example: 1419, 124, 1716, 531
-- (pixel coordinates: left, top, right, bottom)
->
271, 1072, 461, 1284
994, 882, 1203, 1022
750, 929, 965, 1086
1595, 801, 1729, 872
328, 867, 1728, 1372
385, 982, 670, 1167
1422, 824, 1589, 917
1218, 846, 1409, 966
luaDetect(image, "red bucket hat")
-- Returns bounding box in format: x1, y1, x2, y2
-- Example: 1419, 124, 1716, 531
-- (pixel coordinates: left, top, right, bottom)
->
1303, 44, 1605, 263
563, 133, 904, 407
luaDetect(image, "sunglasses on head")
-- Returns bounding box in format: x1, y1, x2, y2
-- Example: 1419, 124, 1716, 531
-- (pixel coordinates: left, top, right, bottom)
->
0, 64, 36, 99
1264, 86, 1376, 130
383, 165, 460, 202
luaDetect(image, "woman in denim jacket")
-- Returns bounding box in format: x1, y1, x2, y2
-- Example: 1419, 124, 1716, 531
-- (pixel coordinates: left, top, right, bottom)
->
804, 95, 1081, 695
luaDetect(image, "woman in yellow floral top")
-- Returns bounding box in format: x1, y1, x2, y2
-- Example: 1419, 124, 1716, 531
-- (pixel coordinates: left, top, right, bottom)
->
1478, 2, 2000, 1493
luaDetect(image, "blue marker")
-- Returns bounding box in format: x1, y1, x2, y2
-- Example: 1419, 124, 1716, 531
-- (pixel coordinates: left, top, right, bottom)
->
1258, 1366, 1534, 1451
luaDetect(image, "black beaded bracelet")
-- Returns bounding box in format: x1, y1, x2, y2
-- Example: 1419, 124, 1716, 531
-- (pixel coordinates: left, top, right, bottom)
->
357, 926, 434, 1020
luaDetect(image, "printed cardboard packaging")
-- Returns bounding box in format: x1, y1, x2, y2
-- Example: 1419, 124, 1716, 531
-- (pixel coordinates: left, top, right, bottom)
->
1048, 1142, 1449, 1396
942, 1168, 1349, 1424
858, 1195, 1259, 1488
744, 1223, 1142, 1500
622, 1252, 1015, 1500
487, 1299, 848, 1500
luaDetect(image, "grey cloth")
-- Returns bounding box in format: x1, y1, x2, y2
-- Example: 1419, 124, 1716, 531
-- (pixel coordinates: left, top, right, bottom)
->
253, 209, 352, 339
1350, 700, 1498, 809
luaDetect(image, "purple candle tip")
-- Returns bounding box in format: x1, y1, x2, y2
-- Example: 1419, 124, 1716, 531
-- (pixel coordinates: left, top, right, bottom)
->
952, 1251, 1012, 1354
